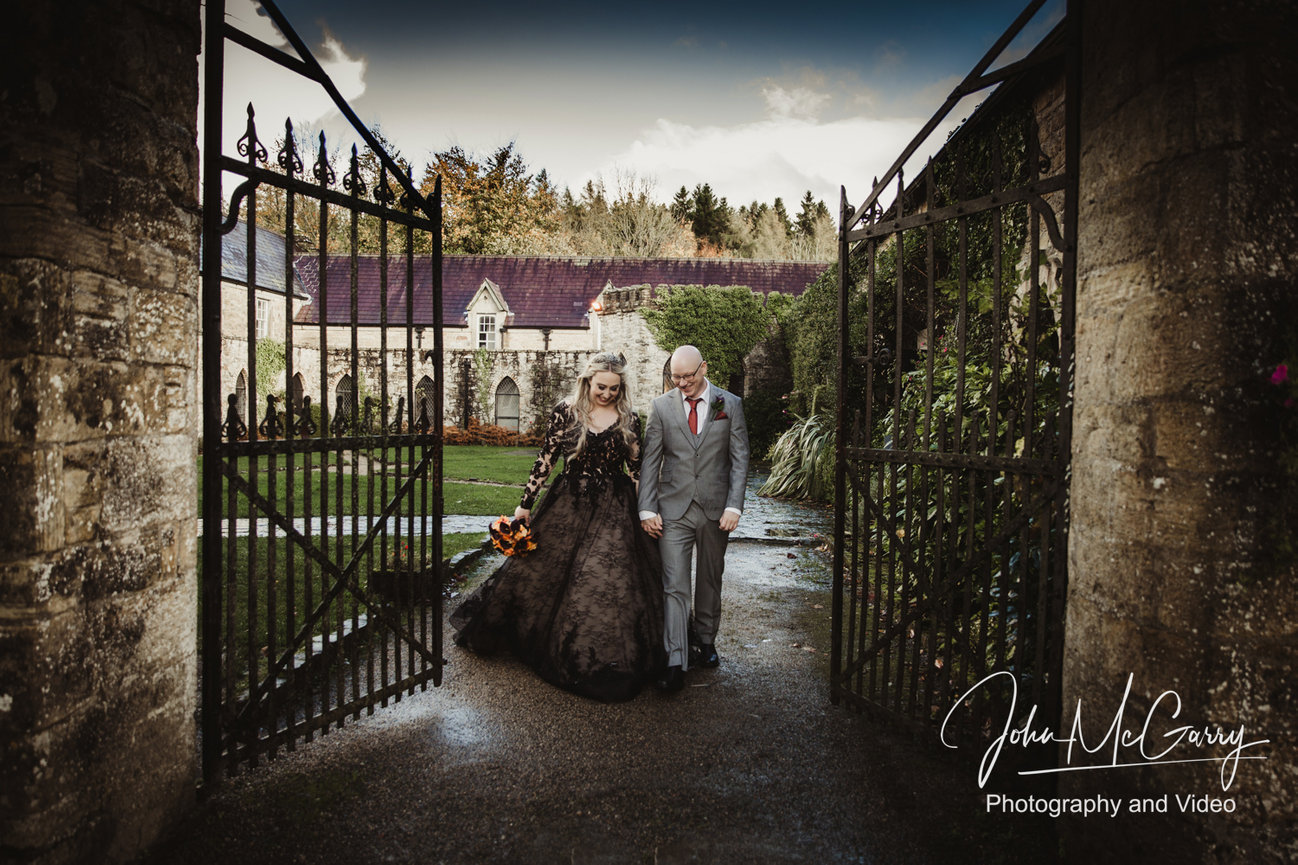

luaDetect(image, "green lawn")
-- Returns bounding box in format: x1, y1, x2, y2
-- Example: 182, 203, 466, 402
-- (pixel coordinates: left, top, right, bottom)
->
199, 447, 535, 685
442, 531, 488, 559
200, 445, 542, 518
444, 445, 542, 484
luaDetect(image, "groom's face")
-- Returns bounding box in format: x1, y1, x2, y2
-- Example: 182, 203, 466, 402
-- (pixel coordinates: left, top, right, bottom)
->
671, 357, 707, 399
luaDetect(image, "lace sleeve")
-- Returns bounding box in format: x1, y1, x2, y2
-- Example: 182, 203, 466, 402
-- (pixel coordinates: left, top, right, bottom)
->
520, 402, 570, 509
626, 414, 643, 485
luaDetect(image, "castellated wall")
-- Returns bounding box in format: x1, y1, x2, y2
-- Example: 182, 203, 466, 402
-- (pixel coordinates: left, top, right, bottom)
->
0, 3, 202, 863
1064, 1, 1298, 861
596, 286, 672, 407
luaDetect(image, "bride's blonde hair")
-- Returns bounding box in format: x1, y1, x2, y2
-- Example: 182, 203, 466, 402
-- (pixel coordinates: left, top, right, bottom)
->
568, 351, 637, 457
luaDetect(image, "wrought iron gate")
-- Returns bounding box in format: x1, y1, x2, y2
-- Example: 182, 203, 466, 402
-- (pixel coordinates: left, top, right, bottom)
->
831, 0, 1080, 758
200, 0, 444, 783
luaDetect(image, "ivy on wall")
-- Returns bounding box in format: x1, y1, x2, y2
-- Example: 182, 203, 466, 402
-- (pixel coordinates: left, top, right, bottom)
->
255, 338, 287, 398
527, 354, 568, 432
640, 285, 769, 389
473, 347, 493, 422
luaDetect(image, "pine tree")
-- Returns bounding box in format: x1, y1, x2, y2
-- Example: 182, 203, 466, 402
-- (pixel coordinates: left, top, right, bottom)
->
670, 186, 692, 223
795, 190, 820, 238
773, 197, 792, 238
689, 183, 728, 251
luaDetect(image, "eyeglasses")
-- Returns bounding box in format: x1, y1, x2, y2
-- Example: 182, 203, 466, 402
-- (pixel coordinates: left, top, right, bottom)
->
670, 360, 705, 383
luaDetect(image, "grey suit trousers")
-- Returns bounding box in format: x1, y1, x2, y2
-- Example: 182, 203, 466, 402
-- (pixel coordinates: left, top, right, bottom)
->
639, 384, 749, 670
660, 500, 728, 669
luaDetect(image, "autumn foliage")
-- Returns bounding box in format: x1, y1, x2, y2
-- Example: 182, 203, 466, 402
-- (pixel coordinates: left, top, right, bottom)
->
442, 418, 541, 447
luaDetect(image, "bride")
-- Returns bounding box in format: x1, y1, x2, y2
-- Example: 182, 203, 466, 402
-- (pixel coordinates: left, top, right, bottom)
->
449, 351, 667, 701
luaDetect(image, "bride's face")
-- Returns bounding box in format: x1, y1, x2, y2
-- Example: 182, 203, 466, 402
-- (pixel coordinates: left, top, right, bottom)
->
589, 371, 622, 407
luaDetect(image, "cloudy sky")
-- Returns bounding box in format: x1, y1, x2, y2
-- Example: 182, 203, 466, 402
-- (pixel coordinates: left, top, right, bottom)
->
211, 0, 1064, 209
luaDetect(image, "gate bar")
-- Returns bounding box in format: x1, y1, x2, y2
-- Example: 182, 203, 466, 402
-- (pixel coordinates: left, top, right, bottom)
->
846, 0, 1051, 228
199, 0, 227, 789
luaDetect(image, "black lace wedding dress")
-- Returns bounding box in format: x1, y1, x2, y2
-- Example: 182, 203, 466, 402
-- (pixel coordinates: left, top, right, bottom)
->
450, 402, 667, 702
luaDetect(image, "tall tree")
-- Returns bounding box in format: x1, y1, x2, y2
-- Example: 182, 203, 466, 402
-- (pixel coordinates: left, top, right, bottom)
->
606, 171, 695, 257
794, 190, 821, 238
670, 186, 692, 223
562, 172, 693, 257
772, 197, 792, 238
790, 209, 837, 261
789, 191, 836, 261
749, 206, 790, 259
689, 183, 733, 253
726, 207, 756, 258
420, 142, 558, 254
560, 179, 613, 254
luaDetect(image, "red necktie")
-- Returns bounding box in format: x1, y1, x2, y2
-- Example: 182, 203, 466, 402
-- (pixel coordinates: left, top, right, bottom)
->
687, 397, 701, 435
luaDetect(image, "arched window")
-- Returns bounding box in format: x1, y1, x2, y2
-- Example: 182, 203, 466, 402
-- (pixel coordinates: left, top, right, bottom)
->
290, 373, 305, 413
495, 377, 520, 431
334, 374, 355, 425
414, 375, 436, 430
235, 370, 248, 422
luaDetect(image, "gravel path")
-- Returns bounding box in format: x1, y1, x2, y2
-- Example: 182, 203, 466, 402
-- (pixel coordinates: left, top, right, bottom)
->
143, 495, 1056, 864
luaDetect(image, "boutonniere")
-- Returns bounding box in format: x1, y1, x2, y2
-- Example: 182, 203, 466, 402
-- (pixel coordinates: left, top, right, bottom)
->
710, 396, 727, 420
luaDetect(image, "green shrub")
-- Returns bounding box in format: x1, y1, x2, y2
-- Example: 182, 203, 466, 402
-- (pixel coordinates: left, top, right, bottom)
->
742, 388, 791, 463
757, 411, 835, 502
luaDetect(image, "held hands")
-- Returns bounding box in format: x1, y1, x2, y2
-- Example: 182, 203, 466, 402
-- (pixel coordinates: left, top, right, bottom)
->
641, 513, 737, 534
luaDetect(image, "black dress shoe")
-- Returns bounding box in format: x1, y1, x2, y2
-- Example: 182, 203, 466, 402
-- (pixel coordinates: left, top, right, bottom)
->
655, 665, 684, 693
698, 644, 719, 668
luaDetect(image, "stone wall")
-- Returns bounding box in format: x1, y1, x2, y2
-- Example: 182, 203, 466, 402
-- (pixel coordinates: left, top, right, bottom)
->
1065, 1, 1298, 861
597, 286, 672, 404
0, 3, 201, 863
445, 348, 588, 432
299, 321, 593, 354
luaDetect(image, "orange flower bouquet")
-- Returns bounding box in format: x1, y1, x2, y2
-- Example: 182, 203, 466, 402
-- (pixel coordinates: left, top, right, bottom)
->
489, 516, 537, 557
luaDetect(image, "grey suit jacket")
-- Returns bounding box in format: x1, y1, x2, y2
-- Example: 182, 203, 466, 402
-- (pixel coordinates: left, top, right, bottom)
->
638, 383, 750, 521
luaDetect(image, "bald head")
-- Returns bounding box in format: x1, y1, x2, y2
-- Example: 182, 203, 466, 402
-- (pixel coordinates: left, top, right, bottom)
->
669, 345, 708, 397
671, 345, 702, 367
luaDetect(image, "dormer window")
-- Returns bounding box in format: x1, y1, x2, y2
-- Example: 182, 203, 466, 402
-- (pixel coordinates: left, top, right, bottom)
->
477, 314, 497, 349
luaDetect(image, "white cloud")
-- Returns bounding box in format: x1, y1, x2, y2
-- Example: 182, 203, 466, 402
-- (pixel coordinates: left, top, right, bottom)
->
762, 84, 831, 121
202, 0, 368, 160
594, 108, 960, 211
582, 60, 969, 210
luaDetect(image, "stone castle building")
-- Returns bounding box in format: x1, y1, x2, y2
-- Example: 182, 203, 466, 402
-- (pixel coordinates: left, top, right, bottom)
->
218, 248, 828, 434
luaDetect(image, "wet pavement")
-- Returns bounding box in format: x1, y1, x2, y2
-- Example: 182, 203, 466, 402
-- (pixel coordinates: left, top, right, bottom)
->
143, 481, 1055, 865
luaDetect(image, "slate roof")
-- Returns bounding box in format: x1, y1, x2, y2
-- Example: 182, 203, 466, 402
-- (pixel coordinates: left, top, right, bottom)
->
293, 256, 829, 328
218, 222, 310, 299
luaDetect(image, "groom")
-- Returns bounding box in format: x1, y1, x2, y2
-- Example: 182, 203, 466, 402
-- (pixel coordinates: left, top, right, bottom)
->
639, 345, 750, 693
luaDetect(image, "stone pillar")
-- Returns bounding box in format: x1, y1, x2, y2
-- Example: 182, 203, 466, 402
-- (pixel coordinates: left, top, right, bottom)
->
0, 3, 201, 863
1066, 0, 1297, 861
